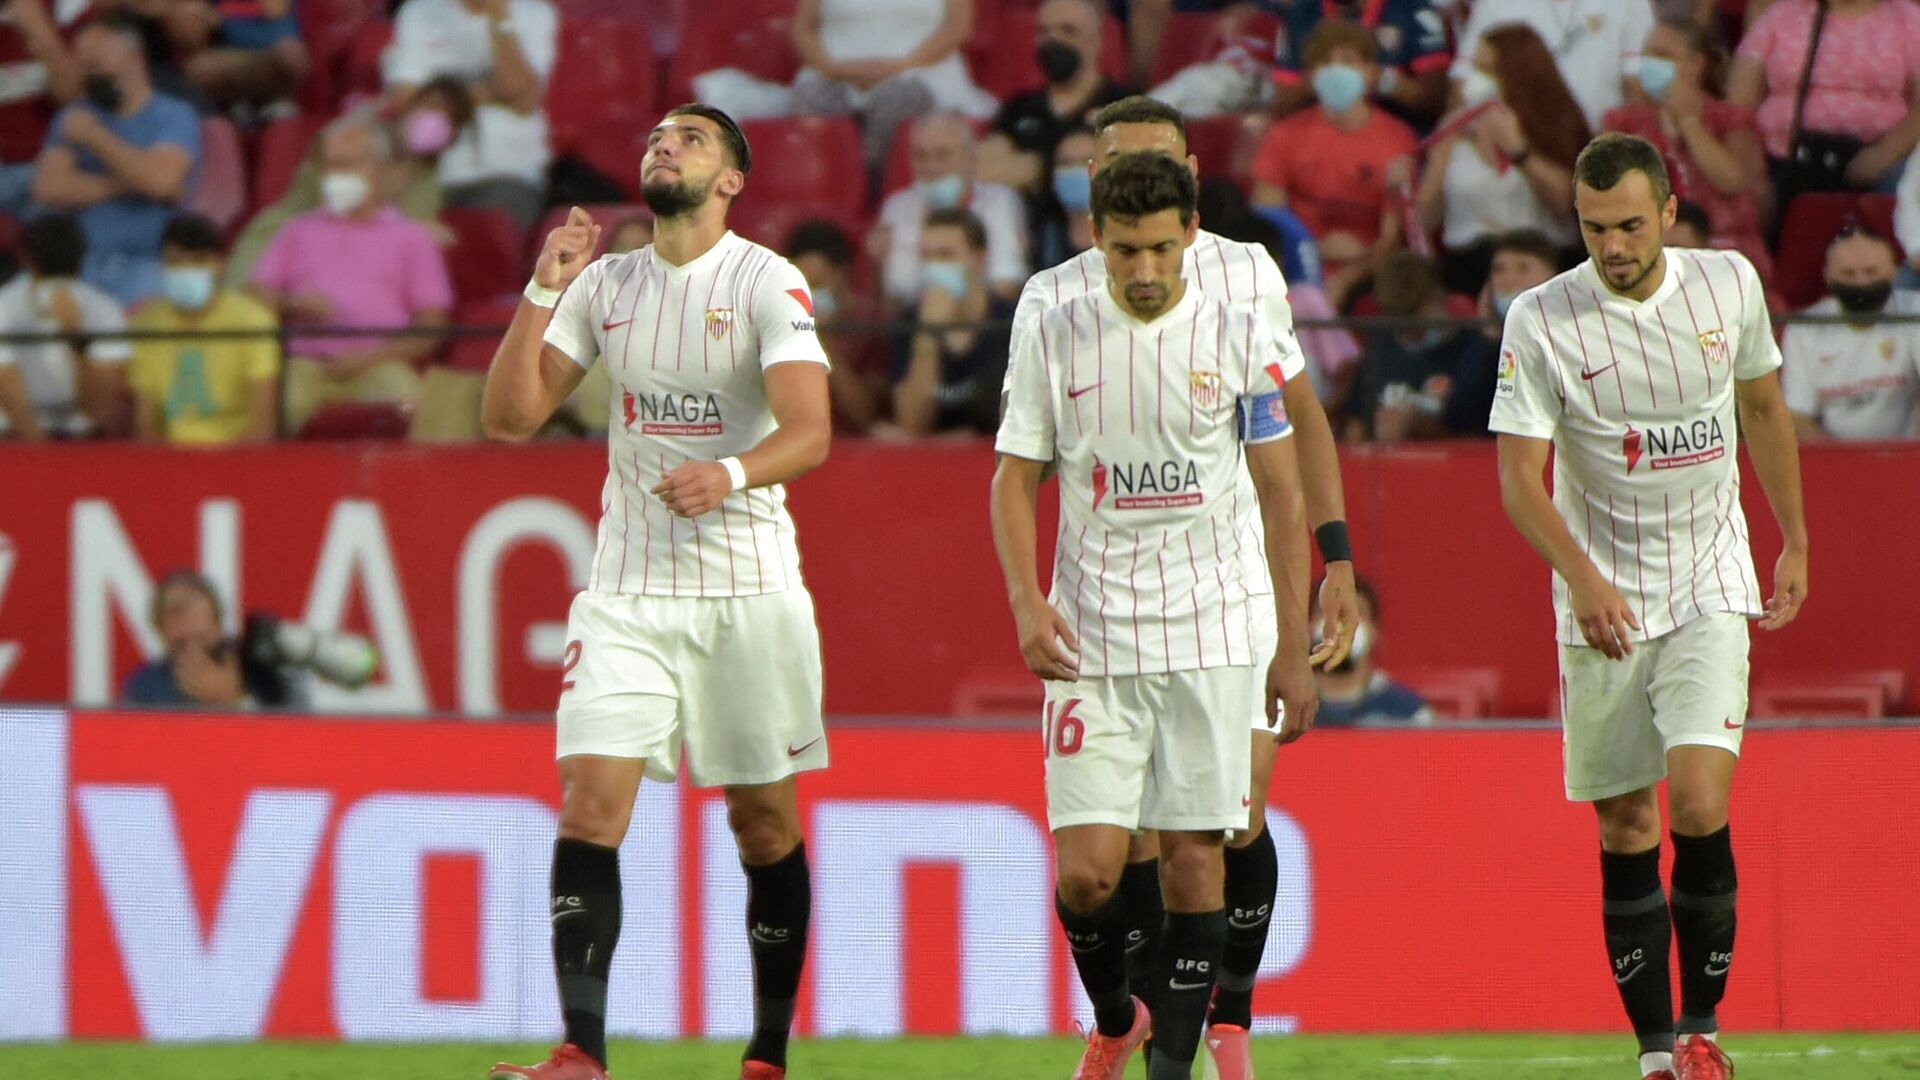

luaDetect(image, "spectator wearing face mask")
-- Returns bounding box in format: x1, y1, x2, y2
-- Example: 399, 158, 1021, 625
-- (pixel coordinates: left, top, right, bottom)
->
224, 77, 473, 286
1415, 22, 1588, 297
1251, 18, 1417, 309
1781, 226, 1920, 439
1441, 228, 1559, 437
1264, 0, 1454, 128
1049, 124, 1097, 260
874, 111, 1028, 307
128, 212, 279, 444
1311, 575, 1433, 726
0, 212, 131, 440
885, 206, 1014, 436
1603, 18, 1771, 282
786, 217, 891, 434
29, 12, 200, 305
249, 110, 452, 435
980, 0, 1133, 247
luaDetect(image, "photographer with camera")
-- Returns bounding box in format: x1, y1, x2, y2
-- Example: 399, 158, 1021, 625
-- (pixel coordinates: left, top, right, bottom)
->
121, 569, 377, 709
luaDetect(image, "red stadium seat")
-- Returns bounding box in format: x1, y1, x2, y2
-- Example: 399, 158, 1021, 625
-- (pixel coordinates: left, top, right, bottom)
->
443, 300, 519, 373
295, 0, 378, 112
1751, 670, 1907, 719
728, 199, 867, 255
664, 0, 800, 107
1182, 112, 1270, 192
1147, 11, 1230, 86
970, 10, 1129, 101
547, 18, 657, 161
738, 115, 869, 223
1772, 193, 1899, 311
951, 670, 1044, 719
294, 400, 414, 440
341, 17, 393, 99
189, 117, 248, 232
1394, 666, 1502, 720
253, 113, 329, 210
441, 207, 527, 304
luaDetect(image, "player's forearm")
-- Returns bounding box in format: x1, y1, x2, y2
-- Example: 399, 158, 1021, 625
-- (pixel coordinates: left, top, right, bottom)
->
736, 413, 831, 489
989, 459, 1047, 604
1499, 469, 1605, 590
1741, 400, 1810, 551
485, 31, 540, 112
481, 300, 560, 440
1250, 440, 1312, 640
1281, 371, 1345, 530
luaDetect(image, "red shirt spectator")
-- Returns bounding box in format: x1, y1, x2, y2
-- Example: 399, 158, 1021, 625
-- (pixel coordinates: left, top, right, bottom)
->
0, 0, 90, 170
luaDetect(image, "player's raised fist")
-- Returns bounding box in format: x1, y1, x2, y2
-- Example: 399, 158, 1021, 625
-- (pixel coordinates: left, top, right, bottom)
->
534, 206, 602, 291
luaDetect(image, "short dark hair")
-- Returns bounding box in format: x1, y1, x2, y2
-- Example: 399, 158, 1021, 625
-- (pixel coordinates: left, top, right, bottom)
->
1302, 17, 1376, 67
1089, 152, 1197, 230
22, 214, 85, 276
663, 102, 752, 176
161, 213, 224, 255
1492, 228, 1559, 268
1573, 132, 1671, 205
86, 10, 147, 46
150, 569, 222, 630
924, 206, 988, 251
1092, 95, 1187, 143
1673, 198, 1713, 240
783, 218, 855, 267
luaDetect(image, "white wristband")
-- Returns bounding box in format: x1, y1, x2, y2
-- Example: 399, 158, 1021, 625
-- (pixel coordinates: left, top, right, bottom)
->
523, 278, 562, 308
719, 456, 749, 492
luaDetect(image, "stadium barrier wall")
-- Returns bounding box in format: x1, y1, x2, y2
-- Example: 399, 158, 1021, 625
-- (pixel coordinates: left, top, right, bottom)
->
0, 441, 1915, 718
1, 707, 1915, 1042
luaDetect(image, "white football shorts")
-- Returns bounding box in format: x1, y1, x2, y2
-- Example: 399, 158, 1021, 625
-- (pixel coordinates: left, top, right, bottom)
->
1560, 612, 1750, 802
555, 588, 827, 788
1042, 666, 1256, 834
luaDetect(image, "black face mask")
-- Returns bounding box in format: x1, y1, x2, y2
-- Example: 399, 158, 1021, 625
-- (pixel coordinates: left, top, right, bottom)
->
1036, 40, 1083, 84
82, 73, 123, 113
1830, 279, 1893, 314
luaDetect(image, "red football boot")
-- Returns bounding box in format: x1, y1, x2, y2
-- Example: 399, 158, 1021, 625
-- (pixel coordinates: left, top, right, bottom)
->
1674, 1034, 1735, 1080
1071, 997, 1151, 1080
488, 1044, 609, 1080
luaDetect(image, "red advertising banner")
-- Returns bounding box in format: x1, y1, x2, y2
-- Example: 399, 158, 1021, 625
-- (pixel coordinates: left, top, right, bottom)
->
1, 709, 1915, 1042
0, 441, 1915, 717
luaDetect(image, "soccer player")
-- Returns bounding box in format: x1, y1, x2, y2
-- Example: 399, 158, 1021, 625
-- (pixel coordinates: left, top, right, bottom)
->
479, 104, 832, 1080
991, 152, 1321, 1080
1490, 132, 1808, 1080
1007, 95, 1357, 1076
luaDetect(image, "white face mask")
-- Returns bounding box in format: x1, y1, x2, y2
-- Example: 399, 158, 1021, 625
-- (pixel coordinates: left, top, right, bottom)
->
1459, 67, 1500, 108
320, 170, 371, 216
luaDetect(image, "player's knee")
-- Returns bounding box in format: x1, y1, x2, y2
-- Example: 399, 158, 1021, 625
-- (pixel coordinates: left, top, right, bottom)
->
727, 800, 799, 865
1158, 833, 1226, 907
1056, 865, 1119, 913
1667, 786, 1729, 836
556, 789, 630, 846
1594, 793, 1661, 852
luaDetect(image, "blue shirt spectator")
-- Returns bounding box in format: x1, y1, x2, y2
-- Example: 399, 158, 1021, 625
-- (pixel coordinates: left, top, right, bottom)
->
30, 13, 200, 305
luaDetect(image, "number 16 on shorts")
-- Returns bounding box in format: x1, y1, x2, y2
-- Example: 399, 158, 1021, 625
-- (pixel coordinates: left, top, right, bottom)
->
1045, 698, 1086, 757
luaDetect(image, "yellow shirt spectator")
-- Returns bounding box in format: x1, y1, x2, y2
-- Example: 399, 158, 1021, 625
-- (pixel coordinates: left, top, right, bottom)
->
129, 291, 280, 444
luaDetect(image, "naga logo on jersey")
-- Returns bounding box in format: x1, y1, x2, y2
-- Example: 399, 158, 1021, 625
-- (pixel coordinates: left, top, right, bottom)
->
704, 307, 734, 340
1097, 457, 1204, 510
1189, 370, 1222, 408
1697, 327, 1729, 366
622, 389, 725, 435
1625, 417, 1727, 473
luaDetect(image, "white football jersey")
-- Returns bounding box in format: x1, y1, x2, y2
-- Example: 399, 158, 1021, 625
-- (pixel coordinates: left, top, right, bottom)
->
1780, 291, 1920, 440
1490, 248, 1780, 645
545, 231, 829, 598
997, 284, 1294, 677
1007, 230, 1310, 605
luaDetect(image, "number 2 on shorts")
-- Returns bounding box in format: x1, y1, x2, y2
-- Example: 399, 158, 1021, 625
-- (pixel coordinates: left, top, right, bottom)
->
559, 640, 583, 692
1045, 698, 1085, 757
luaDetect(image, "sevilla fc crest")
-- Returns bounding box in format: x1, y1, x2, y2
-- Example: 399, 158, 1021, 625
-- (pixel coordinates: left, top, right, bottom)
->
705, 307, 734, 340
1696, 327, 1728, 366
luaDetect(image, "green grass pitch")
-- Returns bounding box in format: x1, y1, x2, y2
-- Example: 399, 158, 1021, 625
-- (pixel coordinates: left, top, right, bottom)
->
6, 1034, 1917, 1079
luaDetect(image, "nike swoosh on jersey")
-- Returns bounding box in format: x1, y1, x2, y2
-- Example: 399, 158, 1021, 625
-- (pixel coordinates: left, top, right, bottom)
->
1579, 363, 1619, 382
1067, 383, 1102, 399
787, 737, 822, 757
1723, 717, 1745, 729
602, 316, 637, 331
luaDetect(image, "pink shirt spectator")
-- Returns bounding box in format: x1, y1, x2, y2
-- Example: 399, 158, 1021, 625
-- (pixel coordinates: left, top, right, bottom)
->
1286, 281, 1361, 392
1735, 0, 1920, 159
252, 206, 454, 357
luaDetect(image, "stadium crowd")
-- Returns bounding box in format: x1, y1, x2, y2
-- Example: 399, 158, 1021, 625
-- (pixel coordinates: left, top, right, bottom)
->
2, 0, 1918, 446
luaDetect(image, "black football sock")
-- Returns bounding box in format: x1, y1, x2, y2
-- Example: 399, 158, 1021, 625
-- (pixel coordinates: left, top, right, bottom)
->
1601, 845, 1676, 1056
1210, 827, 1277, 1030
1670, 826, 1737, 1036
1118, 858, 1165, 1007
551, 838, 622, 1069
1057, 891, 1137, 1038
742, 842, 812, 1069
1148, 909, 1228, 1080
